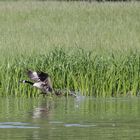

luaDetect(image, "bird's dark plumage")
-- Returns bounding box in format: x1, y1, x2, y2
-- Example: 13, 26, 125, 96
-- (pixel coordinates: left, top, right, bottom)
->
37, 71, 49, 82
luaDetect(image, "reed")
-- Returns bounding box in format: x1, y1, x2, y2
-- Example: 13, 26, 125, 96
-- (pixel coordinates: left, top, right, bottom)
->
0, 1, 140, 96
1, 48, 140, 97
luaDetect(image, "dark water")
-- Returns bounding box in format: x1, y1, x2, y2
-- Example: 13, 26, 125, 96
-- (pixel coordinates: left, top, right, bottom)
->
0, 96, 140, 140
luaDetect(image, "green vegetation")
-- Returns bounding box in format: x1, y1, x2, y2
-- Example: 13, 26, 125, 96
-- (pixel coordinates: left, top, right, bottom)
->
0, 1, 140, 97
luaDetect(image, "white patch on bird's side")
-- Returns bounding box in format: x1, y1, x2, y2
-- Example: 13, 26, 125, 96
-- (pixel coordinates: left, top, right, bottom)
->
33, 82, 42, 89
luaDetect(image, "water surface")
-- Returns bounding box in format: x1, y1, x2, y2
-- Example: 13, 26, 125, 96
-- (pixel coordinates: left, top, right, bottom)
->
0, 96, 140, 140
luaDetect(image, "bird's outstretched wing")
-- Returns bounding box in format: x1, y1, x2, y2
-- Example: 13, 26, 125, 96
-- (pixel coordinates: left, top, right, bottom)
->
27, 70, 50, 82
37, 71, 49, 82
27, 70, 40, 82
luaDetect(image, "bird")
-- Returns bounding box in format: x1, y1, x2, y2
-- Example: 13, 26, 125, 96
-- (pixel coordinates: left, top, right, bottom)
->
20, 70, 77, 97
21, 70, 53, 94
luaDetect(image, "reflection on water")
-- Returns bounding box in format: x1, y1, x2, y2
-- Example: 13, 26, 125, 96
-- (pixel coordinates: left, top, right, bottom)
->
32, 100, 53, 119
0, 96, 140, 139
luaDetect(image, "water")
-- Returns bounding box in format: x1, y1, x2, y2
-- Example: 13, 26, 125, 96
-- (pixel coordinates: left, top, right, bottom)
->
0, 96, 140, 140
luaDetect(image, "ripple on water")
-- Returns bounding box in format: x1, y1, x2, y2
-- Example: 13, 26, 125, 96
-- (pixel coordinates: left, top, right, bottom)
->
49, 121, 63, 124
64, 123, 96, 127
0, 122, 40, 129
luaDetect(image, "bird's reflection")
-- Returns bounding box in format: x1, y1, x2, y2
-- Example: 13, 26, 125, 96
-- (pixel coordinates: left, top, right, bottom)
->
32, 99, 55, 119
32, 107, 49, 119
31, 95, 85, 119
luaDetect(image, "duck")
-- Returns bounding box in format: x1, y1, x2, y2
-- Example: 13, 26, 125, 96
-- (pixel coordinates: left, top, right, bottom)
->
21, 70, 53, 94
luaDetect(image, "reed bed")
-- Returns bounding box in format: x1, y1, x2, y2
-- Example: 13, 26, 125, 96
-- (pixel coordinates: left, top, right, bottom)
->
1, 48, 140, 97
0, 1, 140, 97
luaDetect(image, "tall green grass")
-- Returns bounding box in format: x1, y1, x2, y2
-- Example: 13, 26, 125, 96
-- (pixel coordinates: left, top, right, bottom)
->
1, 48, 140, 97
0, 1, 140, 96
